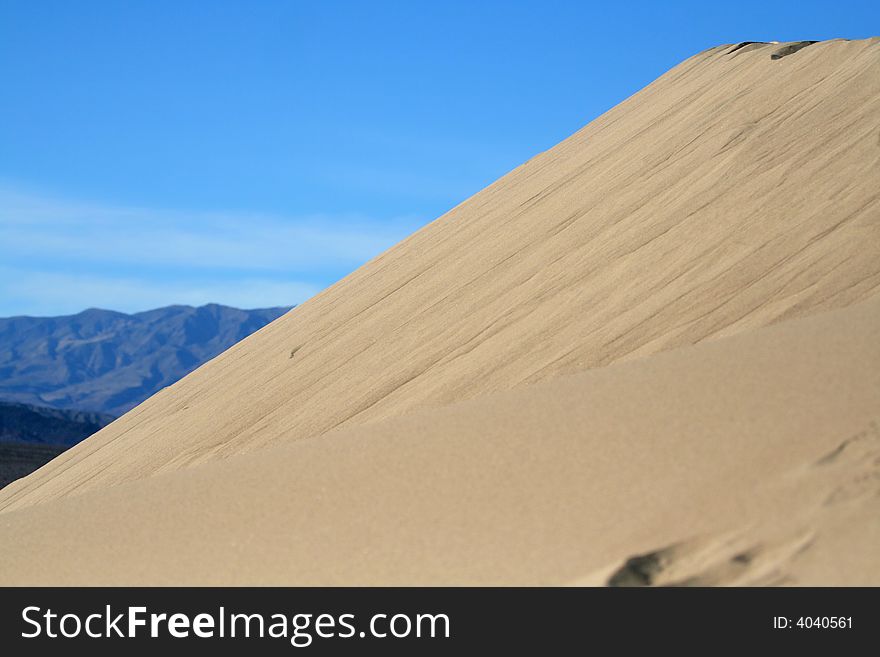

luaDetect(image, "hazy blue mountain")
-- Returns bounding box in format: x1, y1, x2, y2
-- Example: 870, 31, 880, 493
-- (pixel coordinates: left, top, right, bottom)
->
0, 304, 289, 416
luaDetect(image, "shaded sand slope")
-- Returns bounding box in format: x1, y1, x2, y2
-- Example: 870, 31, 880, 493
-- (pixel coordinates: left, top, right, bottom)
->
0, 295, 877, 585
1, 38, 879, 514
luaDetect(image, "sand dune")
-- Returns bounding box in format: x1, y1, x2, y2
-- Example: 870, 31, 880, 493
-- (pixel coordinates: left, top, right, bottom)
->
0, 38, 878, 585
0, 295, 877, 585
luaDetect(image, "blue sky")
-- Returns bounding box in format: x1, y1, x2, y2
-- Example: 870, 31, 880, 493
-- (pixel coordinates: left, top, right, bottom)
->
1, 0, 877, 316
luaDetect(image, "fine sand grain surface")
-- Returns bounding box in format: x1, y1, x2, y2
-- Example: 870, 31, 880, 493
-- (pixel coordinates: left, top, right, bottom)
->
1, 38, 878, 585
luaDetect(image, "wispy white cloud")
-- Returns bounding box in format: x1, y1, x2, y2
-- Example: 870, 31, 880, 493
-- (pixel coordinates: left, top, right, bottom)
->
0, 185, 424, 273
0, 183, 425, 316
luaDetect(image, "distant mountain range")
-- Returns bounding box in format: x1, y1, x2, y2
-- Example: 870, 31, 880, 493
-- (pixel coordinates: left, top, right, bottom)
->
0, 303, 288, 488
0, 304, 289, 417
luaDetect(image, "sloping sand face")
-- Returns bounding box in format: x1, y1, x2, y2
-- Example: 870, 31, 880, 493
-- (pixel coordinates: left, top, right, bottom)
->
0, 295, 877, 585
0, 38, 878, 585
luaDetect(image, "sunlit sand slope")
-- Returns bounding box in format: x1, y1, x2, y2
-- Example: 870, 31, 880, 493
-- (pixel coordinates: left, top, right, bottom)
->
0, 296, 877, 585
